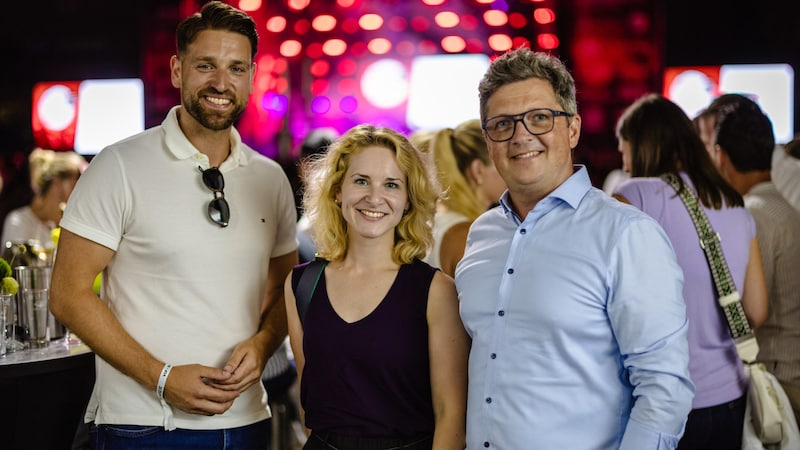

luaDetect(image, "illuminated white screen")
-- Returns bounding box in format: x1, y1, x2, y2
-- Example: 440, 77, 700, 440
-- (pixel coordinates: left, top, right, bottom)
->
719, 65, 793, 143
665, 64, 794, 143
406, 54, 490, 130
74, 79, 145, 154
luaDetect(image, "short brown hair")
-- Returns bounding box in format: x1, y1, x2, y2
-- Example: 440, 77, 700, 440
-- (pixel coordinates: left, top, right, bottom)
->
176, 1, 258, 61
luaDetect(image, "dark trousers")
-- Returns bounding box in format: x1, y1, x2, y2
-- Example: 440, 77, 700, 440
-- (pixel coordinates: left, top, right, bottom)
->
677, 395, 746, 450
304, 431, 433, 450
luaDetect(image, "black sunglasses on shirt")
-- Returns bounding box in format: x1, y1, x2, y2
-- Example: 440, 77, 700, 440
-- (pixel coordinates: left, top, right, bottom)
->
199, 166, 230, 227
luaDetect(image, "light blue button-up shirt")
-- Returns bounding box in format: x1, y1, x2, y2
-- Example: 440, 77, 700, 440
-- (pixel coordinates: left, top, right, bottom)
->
455, 166, 694, 450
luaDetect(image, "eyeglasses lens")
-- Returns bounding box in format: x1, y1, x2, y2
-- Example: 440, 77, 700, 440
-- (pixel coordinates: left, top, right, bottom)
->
484, 109, 559, 142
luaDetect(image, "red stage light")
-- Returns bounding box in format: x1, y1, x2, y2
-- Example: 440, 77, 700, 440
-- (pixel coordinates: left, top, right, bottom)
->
627, 10, 651, 34
337, 58, 358, 76
418, 40, 438, 54
274, 58, 288, 73
342, 17, 360, 34
338, 78, 358, 94
465, 38, 485, 53
306, 42, 323, 59
422, 0, 445, 5
388, 16, 408, 32
294, 18, 311, 35
310, 79, 329, 95
350, 41, 369, 57
410, 16, 430, 32
275, 77, 289, 94
533, 8, 555, 25
509, 12, 527, 29
461, 14, 479, 31
512, 36, 531, 49
537, 33, 559, 49
310, 59, 331, 77
257, 54, 279, 73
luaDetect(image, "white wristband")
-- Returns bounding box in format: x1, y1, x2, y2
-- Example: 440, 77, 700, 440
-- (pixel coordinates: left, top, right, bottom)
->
156, 364, 176, 431
156, 364, 173, 400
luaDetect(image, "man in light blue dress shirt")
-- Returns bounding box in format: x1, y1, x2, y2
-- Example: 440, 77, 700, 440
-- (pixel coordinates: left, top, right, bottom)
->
455, 47, 695, 450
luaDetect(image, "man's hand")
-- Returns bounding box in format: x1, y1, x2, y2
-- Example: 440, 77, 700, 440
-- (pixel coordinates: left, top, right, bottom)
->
209, 335, 268, 393
163, 364, 240, 415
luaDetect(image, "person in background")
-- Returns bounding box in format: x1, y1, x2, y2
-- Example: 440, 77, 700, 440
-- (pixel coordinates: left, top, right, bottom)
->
423, 119, 505, 276
694, 93, 754, 166
613, 93, 768, 450
286, 124, 468, 450
49, 2, 298, 448
711, 95, 800, 426
295, 127, 339, 263
772, 136, 800, 214
1, 148, 86, 252
409, 129, 436, 153
456, 47, 694, 450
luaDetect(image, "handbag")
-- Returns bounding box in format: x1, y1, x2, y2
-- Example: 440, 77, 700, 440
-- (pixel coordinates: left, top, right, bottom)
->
663, 174, 787, 446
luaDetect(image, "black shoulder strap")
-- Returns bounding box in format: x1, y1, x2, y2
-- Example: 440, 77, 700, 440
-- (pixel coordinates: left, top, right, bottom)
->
295, 258, 328, 328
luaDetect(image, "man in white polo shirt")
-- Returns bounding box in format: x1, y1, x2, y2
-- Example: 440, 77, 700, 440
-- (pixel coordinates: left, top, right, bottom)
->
49, 2, 298, 448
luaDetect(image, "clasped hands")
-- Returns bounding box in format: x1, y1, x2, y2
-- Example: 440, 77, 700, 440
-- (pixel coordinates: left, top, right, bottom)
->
160, 336, 267, 416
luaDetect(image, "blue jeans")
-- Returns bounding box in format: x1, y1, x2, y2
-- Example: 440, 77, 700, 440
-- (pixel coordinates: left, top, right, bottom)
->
89, 419, 270, 450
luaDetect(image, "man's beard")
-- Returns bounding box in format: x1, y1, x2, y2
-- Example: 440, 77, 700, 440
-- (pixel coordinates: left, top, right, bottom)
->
183, 90, 246, 131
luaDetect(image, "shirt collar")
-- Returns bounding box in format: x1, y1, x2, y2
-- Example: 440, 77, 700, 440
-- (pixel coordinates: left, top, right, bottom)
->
161, 106, 248, 171
499, 165, 592, 221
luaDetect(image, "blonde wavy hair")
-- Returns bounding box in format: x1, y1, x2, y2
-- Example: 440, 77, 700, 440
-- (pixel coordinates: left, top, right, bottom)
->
29, 148, 86, 195
303, 124, 441, 264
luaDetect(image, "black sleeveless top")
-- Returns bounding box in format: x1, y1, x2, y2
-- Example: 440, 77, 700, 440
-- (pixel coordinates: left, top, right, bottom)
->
292, 258, 437, 438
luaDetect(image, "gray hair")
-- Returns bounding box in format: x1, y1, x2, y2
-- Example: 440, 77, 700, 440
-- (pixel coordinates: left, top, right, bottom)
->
478, 48, 577, 121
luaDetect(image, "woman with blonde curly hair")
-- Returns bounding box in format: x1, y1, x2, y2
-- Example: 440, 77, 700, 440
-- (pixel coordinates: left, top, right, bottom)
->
286, 124, 469, 450
423, 119, 505, 276
1, 148, 86, 250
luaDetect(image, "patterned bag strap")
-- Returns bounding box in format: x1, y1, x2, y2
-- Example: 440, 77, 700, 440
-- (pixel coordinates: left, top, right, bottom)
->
661, 173, 759, 363
295, 258, 328, 329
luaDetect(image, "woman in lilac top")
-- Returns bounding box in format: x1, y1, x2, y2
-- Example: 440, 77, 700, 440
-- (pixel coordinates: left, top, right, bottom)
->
285, 124, 469, 450
613, 94, 768, 450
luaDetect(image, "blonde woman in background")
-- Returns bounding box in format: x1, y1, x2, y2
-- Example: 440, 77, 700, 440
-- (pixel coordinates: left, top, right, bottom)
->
1, 148, 86, 249
423, 119, 505, 276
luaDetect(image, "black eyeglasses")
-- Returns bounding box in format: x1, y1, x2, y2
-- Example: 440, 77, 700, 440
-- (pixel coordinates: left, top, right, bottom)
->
482, 107, 574, 142
199, 166, 230, 227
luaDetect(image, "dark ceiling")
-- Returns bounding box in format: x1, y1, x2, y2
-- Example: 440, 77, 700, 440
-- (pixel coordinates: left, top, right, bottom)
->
2, 0, 798, 153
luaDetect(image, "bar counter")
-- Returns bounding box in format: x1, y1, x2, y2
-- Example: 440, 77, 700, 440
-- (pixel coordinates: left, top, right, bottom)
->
0, 339, 95, 450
